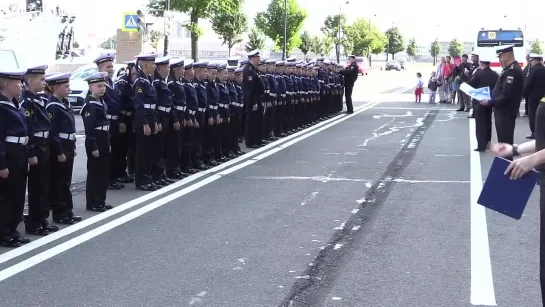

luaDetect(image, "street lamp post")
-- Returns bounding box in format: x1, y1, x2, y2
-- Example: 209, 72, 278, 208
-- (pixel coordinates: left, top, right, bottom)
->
336, 1, 349, 63
163, 0, 171, 56
282, 0, 287, 60
367, 13, 375, 64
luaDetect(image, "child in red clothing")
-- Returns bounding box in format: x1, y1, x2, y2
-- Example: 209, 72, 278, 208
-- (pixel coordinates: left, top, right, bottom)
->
415, 72, 424, 102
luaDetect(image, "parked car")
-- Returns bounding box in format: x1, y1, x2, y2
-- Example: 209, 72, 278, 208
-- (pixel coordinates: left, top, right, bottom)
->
385, 60, 401, 71
355, 56, 370, 75
67, 63, 127, 111
398, 60, 406, 70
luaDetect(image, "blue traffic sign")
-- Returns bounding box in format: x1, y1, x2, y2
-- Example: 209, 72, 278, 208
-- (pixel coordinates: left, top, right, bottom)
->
122, 12, 139, 32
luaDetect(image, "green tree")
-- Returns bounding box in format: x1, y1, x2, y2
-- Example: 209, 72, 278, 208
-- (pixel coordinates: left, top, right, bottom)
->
99, 35, 116, 49
448, 38, 463, 57
255, 0, 307, 55
210, 0, 247, 57
344, 19, 385, 57
245, 28, 265, 52
147, 0, 237, 60
321, 14, 347, 63
406, 38, 417, 58
531, 39, 544, 54
430, 39, 441, 66
385, 26, 404, 60
149, 30, 162, 51
299, 31, 312, 57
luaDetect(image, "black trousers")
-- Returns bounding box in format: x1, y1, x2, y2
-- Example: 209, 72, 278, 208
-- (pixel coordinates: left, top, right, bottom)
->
152, 116, 169, 180
124, 115, 136, 175
181, 125, 194, 171
49, 139, 75, 220
529, 99, 540, 135
0, 143, 27, 237
525, 96, 529, 115
245, 104, 262, 146
274, 101, 284, 135
219, 119, 231, 156
539, 185, 545, 305
203, 118, 217, 162
165, 120, 182, 176
193, 114, 205, 165
230, 110, 242, 151
494, 112, 516, 145
109, 120, 124, 181
475, 105, 492, 150
85, 136, 110, 208
27, 141, 50, 224
263, 104, 274, 138
134, 124, 154, 186
344, 84, 354, 112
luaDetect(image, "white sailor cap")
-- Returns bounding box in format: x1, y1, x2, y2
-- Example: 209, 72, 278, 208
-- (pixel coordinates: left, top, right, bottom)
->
217, 64, 227, 72
227, 56, 240, 65
45, 72, 71, 85
248, 50, 260, 58
479, 56, 493, 64
0, 68, 26, 80
265, 59, 276, 65
193, 61, 208, 69
45, 72, 60, 79
184, 59, 195, 69
496, 45, 514, 56
529, 53, 543, 60
155, 56, 171, 65
25, 64, 48, 75
94, 53, 115, 65
235, 67, 243, 74
85, 71, 108, 84
275, 61, 285, 66
323, 59, 331, 65
207, 62, 218, 70
286, 56, 296, 62
134, 53, 159, 61
316, 57, 325, 61
227, 66, 236, 72
347, 55, 356, 59
170, 57, 185, 69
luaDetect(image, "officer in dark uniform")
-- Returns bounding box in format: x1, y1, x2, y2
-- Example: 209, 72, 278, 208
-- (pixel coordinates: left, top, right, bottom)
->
232, 67, 245, 155
274, 61, 286, 137
45, 72, 82, 224
93, 53, 125, 190
243, 50, 265, 148
239, 59, 249, 141
523, 53, 531, 117
283, 62, 295, 134
341, 55, 358, 114
21, 65, 59, 235
166, 57, 187, 179
523, 54, 545, 140
257, 59, 270, 144
81, 72, 111, 212
114, 60, 137, 179
217, 64, 232, 159
467, 53, 480, 118
0, 68, 31, 247
132, 53, 159, 191
152, 56, 175, 186
226, 66, 240, 157
468, 57, 499, 151
479, 45, 524, 149
182, 60, 198, 174
192, 61, 210, 169
204, 62, 220, 165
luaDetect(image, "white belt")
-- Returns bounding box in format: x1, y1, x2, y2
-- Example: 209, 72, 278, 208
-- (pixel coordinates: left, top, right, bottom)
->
209, 105, 218, 110
95, 125, 109, 131
58, 133, 76, 141
219, 103, 229, 108
189, 110, 196, 115
5, 136, 28, 145
158, 106, 171, 112
121, 110, 133, 116
265, 90, 270, 93
34, 131, 49, 138
198, 107, 206, 112
231, 102, 243, 107
270, 93, 276, 97
143, 104, 156, 109
175, 106, 186, 111
266, 102, 272, 108
281, 94, 286, 97
106, 115, 119, 120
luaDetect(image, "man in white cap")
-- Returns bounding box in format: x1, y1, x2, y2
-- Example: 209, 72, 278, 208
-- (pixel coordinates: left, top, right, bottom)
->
523, 53, 545, 140
242, 50, 265, 148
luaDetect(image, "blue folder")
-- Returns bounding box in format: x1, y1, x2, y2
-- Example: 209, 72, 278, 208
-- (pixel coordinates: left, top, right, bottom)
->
478, 157, 539, 220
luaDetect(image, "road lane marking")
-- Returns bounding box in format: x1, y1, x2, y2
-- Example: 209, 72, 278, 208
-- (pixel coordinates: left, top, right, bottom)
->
469, 119, 497, 305
0, 102, 375, 267
0, 102, 381, 279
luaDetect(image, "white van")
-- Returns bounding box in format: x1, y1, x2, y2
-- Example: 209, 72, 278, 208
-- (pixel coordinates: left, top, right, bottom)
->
0, 49, 22, 69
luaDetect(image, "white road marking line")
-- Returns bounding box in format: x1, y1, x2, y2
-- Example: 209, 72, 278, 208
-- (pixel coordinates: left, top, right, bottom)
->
0, 103, 374, 267
371, 107, 459, 111
469, 119, 497, 306
0, 101, 381, 281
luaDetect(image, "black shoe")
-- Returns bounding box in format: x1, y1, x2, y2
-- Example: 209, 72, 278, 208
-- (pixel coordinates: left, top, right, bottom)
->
526, 135, 535, 140
164, 177, 177, 184
25, 226, 49, 236
108, 182, 124, 190
86, 205, 106, 212
53, 217, 74, 225
136, 184, 158, 191
104, 204, 114, 210
70, 215, 83, 222
117, 175, 135, 184
456, 109, 465, 112
467, 115, 474, 118
0, 236, 21, 248
246, 144, 260, 148
474, 148, 485, 152
42, 220, 59, 232
464, 109, 470, 112
153, 180, 166, 187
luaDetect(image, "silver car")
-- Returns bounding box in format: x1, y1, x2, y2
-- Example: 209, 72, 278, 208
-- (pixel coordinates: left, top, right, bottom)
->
67, 63, 128, 111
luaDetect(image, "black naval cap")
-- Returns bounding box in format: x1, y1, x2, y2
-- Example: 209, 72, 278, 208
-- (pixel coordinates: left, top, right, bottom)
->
496, 45, 514, 57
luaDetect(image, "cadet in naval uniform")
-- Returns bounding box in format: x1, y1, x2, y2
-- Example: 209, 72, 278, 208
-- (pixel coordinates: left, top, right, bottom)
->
232, 67, 245, 155
193, 61, 210, 170
182, 60, 198, 174
81, 72, 112, 212
46, 73, 82, 224
21, 65, 59, 235
216, 64, 231, 159
166, 57, 187, 179
469, 57, 498, 151
132, 53, 159, 191
152, 56, 175, 186
93, 53, 125, 190
243, 50, 265, 148
265, 59, 278, 140
226, 66, 239, 158
523, 54, 545, 140
258, 59, 271, 143
0, 68, 31, 247
115, 60, 137, 179
274, 61, 286, 137
204, 63, 220, 165
479, 45, 524, 150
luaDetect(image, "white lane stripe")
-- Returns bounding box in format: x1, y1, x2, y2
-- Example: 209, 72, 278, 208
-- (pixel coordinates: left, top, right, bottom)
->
0, 101, 380, 280
469, 119, 497, 305
0, 103, 371, 266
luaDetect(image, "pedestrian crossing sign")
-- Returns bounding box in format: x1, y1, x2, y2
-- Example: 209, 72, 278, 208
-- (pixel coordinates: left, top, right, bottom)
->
122, 13, 139, 32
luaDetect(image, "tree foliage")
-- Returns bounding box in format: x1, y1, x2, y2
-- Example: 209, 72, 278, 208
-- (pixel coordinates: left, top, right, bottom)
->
149, 30, 162, 51
448, 38, 464, 57
406, 38, 417, 58
531, 39, 544, 54
344, 19, 386, 56
99, 35, 116, 49
299, 31, 312, 55
430, 39, 441, 65
321, 14, 347, 61
385, 27, 405, 58
210, 0, 247, 56
246, 28, 265, 52
254, 0, 307, 54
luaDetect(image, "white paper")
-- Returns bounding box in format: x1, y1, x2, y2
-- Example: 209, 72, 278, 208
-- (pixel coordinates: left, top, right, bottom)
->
460, 82, 491, 101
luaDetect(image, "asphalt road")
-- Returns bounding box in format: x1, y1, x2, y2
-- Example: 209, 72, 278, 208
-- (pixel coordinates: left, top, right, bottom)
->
2, 71, 541, 307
